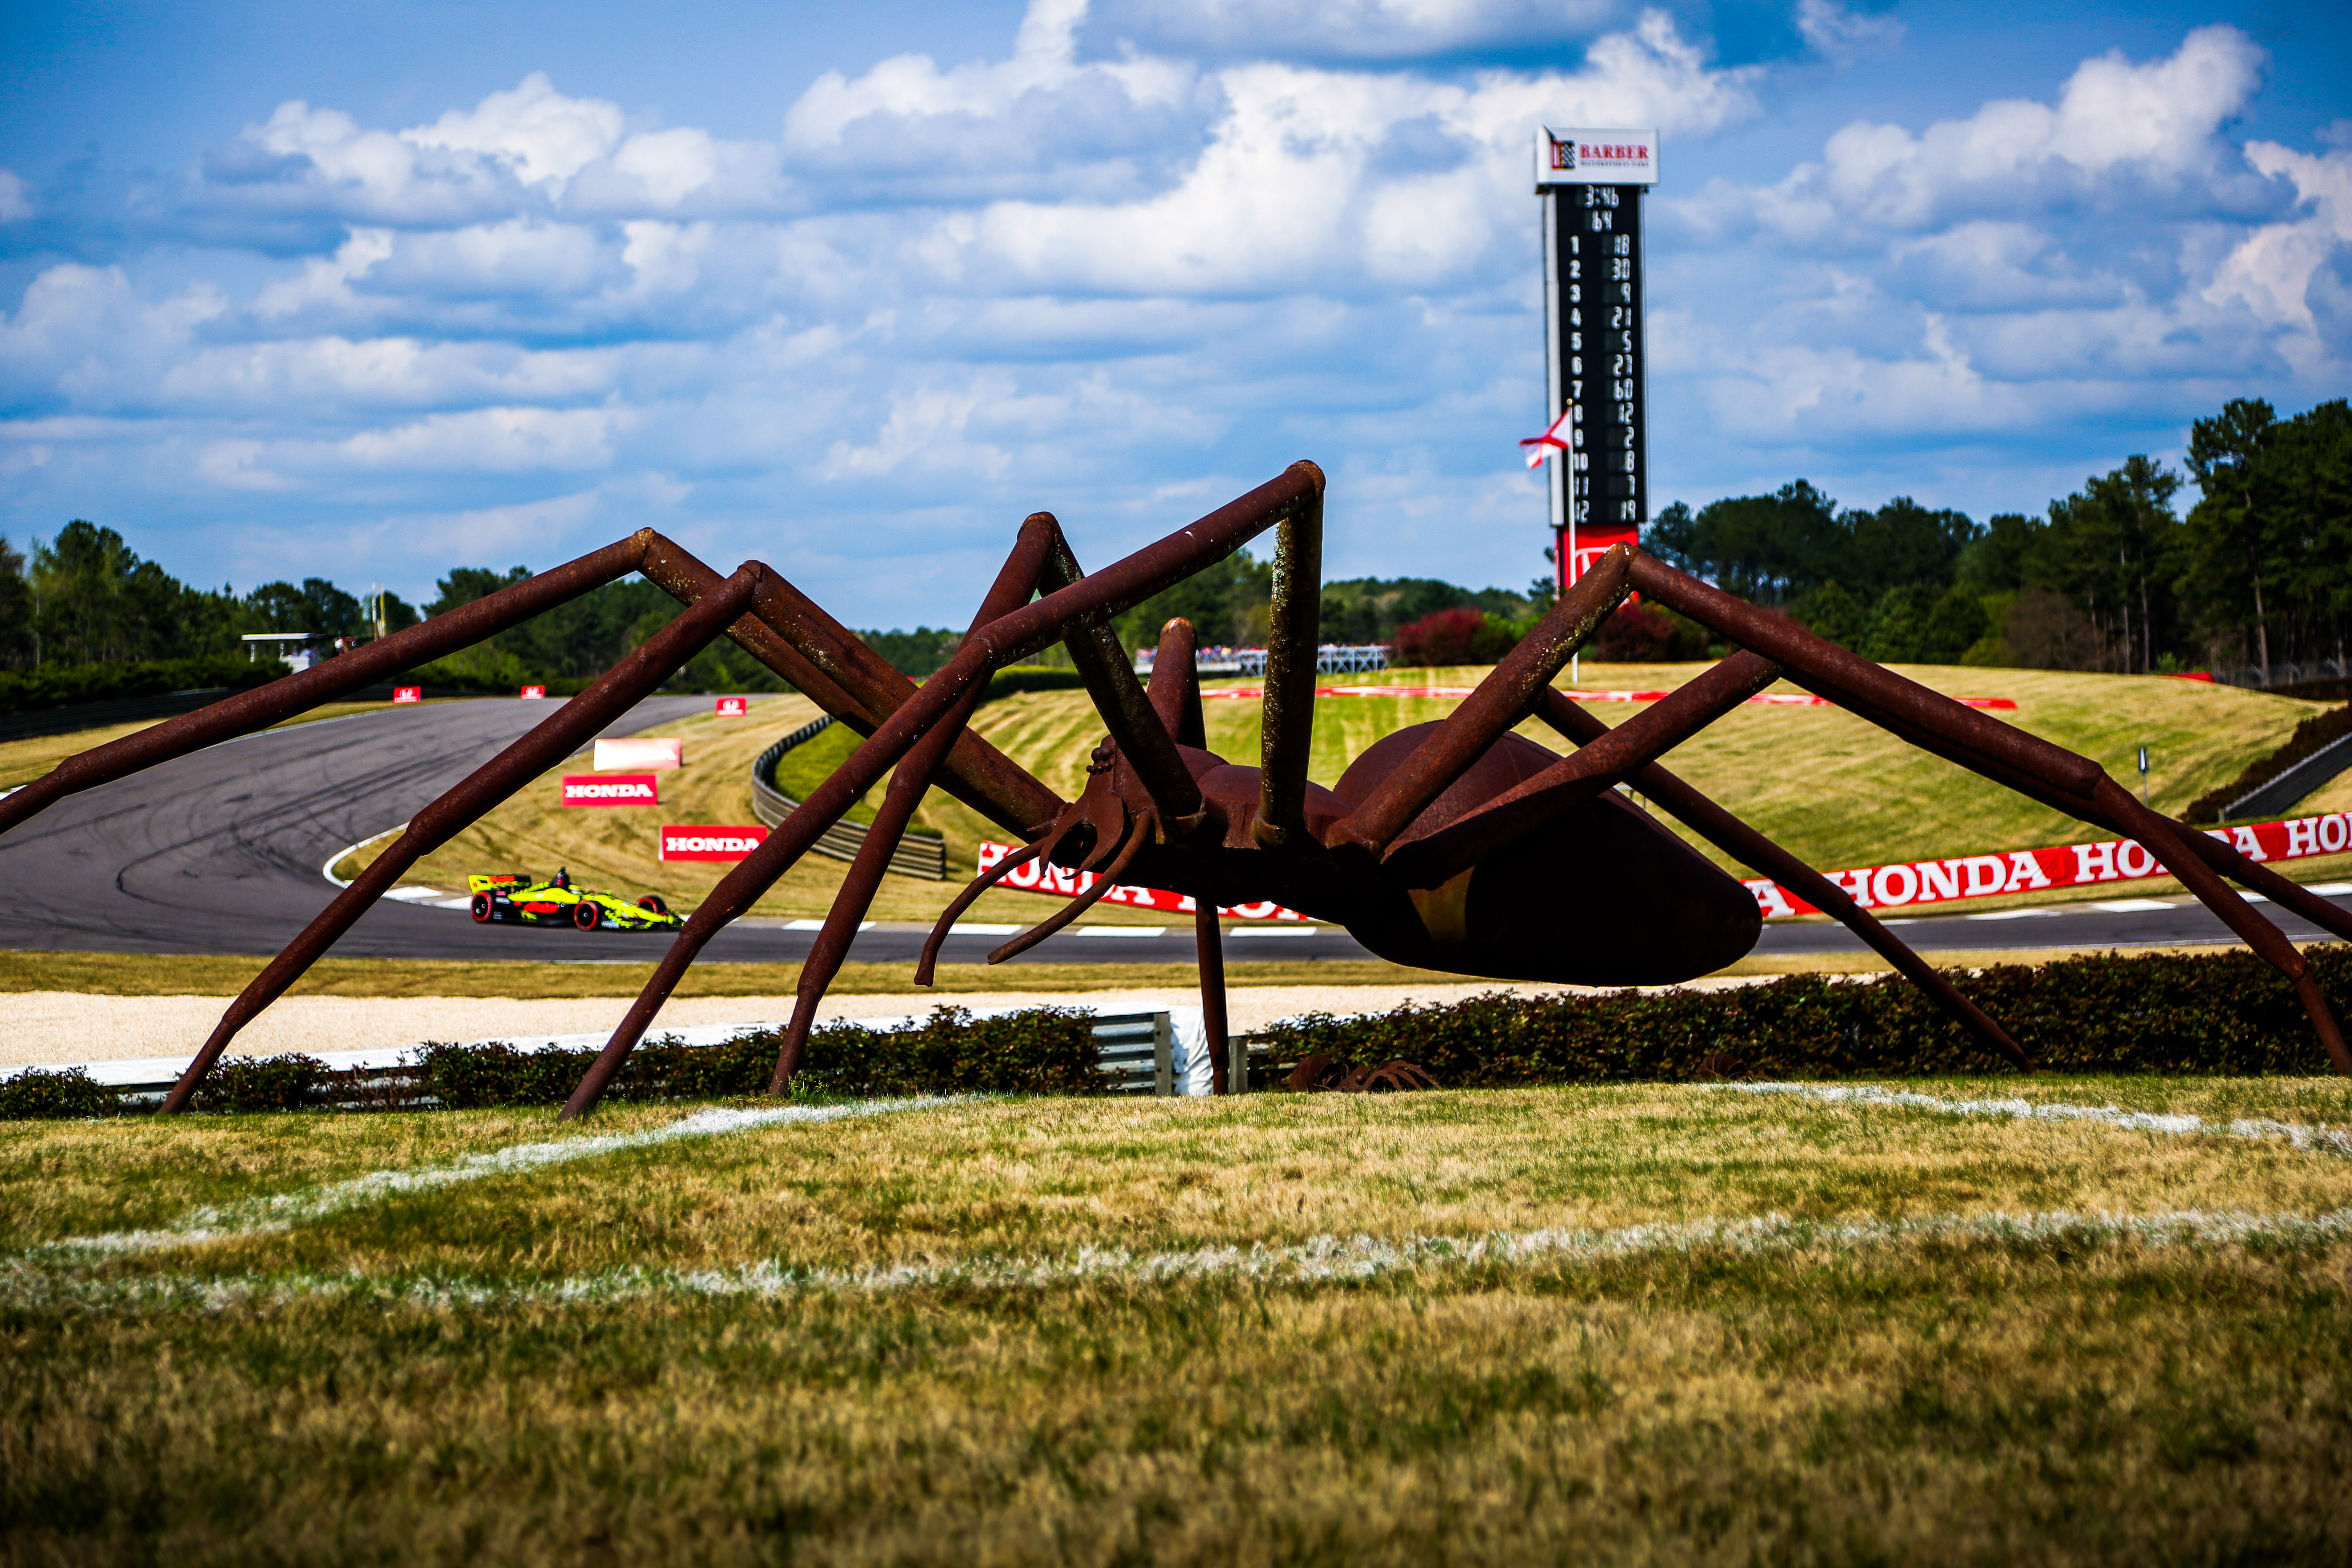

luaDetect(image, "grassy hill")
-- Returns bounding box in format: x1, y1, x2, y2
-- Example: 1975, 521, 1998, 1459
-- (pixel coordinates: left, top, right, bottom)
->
340, 662, 2348, 926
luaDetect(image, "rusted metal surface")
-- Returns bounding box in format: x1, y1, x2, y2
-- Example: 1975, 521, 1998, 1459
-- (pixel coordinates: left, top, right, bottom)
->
1628, 552, 2106, 800
1637, 550, 2347, 1073
762, 516, 1062, 1093
156, 564, 765, 1114
1040, 522, 1206, 835
1256, 492, 1324, 846
1383, 650, 1782, 888
29, 455, 2348, 1115
1195, 907, 1230, 1095
0, 533, 656, 840
1336, 543, 1633, 855
1147, 618, 1207, 748
1529, 686, 2034, 1071
562, 464, 1326, 1117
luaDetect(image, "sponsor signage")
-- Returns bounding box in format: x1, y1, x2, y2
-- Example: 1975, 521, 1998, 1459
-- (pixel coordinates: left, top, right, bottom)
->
977, 842, 1307, 921
520, 684, 547, 699
660, 825, 768, 861
561, 773, 658, 807
1535, 127, 1659, 187
595, 737, 683, 771
1744, 811, 2352, 919
1535, 127, 1656, 599
1199, 685, 2017, 710
392, 686, 421, 704
715, 696, 748, 717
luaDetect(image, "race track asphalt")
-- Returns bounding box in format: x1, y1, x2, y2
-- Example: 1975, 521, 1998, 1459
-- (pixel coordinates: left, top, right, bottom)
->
1, 697, 2345, 972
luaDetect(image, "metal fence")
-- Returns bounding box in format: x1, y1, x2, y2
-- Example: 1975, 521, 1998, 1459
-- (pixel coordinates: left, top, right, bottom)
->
748, 713, 948, 880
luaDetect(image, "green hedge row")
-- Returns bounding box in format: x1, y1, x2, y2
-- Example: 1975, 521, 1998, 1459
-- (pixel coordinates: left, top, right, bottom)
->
0, 1006, 1100, 1118
0, 654, 278, 716
1262, 947, 2352, 1083
6, 951, 2349, 1122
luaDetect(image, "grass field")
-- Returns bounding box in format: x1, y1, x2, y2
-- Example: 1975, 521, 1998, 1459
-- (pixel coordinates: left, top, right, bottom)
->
7, 1079, 2352, 1561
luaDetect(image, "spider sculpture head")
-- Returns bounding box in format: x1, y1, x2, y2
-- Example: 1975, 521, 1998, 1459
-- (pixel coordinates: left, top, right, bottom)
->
4, 460, 2346, 1116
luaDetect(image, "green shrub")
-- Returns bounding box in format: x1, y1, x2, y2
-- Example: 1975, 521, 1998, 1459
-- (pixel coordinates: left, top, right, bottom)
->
1262, 947, 2352, 1083
0, 1067, 120, 1119
982, 666, 1089, 702
191, 1054, 331, 1113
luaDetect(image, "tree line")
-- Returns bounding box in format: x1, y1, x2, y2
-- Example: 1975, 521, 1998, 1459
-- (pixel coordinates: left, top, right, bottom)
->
7, 393, 2339, 687
1644, 396, 2350, 676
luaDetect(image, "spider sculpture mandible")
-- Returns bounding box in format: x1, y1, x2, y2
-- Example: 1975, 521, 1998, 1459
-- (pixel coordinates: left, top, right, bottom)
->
7, 461, 2347, 1117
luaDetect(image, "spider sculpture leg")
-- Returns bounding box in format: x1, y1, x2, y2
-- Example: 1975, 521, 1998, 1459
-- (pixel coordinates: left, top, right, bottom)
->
759, 514, 1063, 1093
1530, 687, 2033, 1070
0, 533, 663, 839
150, 563, 768, 1113
1144, 615, 1231, 1092
559, 463, 1326, 1116
1626, 552, 2352, 1074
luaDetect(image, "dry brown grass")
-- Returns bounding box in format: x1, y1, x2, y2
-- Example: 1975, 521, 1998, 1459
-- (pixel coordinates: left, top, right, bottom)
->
4, 1082, 2352, 1562
0, 698, 457, 788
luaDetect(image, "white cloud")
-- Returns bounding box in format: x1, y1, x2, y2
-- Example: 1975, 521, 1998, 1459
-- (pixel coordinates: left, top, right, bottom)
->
1685, 24, 2265, 239
399, 72, 624, 190
1795, 0, 1902, 62
4, 7, 2345, 623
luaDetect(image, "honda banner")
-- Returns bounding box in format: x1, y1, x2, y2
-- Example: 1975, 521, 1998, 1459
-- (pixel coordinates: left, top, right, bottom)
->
977, 842, 1307, 921
715, 696, 748, 717
1744, 811, 2352, 919
660, 825, 768, 861
561, 773, 658, 807
392, 686, 421, 704
519, 684, 547, 699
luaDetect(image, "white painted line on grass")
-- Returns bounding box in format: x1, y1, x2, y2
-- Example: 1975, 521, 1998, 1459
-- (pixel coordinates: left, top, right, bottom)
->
1067, 926, 1166, 938
28, 1096, 963, 1261
1228, 926, 1320, 937
1730, 1082, 2352, 1157
2091, 899, 2175, 913
16, 1205, 2352, 1314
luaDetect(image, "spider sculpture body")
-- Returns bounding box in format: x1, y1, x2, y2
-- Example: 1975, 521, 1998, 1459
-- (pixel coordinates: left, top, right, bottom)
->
6, 460, 2348, 1116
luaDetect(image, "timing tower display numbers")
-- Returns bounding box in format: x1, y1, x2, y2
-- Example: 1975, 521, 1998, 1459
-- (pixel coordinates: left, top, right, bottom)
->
1535, 127, 1657, 590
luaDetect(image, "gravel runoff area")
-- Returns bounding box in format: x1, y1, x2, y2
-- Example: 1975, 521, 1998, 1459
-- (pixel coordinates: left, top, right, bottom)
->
4, 978, 1788, 1067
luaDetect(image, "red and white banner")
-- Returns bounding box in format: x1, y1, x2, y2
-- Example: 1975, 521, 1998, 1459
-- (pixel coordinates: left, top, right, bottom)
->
595, 737, 683, 771
660, 825, 767, 861
1745, 811, 2352, 919
392, 686, 421, 704
1202, 684, 2016, 710
978, 842, 1308, 922
519, 684, 547, 699
561, 773, 658, 807
715, 696, 748, 716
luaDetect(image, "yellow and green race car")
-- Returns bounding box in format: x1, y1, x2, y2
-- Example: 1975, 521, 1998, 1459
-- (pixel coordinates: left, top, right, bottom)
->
467, 870, 682, 932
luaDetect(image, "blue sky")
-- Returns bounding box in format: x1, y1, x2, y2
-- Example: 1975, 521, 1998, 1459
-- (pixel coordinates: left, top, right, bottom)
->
2, 0, 2346, 624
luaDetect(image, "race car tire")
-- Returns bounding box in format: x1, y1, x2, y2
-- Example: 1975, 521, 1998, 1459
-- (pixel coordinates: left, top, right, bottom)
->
470, 894, 492, 923
572, 901, 601, 931
638, 895, 669, 916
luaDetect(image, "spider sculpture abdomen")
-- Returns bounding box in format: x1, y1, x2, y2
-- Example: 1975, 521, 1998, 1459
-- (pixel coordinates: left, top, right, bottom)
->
1327, 726, 1763, 984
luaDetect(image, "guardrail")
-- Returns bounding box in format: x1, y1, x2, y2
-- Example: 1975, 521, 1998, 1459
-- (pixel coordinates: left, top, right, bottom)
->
748, 714, 948, 880
2222, 730, 2352, 821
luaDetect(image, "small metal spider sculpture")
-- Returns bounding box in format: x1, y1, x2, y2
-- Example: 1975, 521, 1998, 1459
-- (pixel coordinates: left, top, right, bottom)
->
6, 461, 2346, 1117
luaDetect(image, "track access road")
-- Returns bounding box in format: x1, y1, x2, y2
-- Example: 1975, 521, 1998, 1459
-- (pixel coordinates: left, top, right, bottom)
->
0, 696, 2343, 969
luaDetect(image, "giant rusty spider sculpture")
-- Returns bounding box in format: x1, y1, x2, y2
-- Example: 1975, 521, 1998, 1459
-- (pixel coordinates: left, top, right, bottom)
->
7, 461, 2349, 1117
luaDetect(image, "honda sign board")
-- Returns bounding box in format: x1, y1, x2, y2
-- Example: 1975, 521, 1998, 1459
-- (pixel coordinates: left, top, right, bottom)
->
392, 686, 421, 704
561, 773, 659, 807
519, 684, 547, 699
660, 825, 768, 861
715, 696, 748, 717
